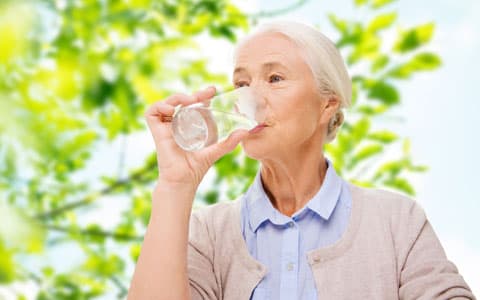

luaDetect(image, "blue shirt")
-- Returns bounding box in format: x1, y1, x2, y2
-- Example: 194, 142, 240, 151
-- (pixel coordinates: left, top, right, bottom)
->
240, 160, 352, 300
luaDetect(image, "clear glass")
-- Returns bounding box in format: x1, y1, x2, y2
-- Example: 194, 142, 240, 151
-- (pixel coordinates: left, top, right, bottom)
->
171, 87, 260, 151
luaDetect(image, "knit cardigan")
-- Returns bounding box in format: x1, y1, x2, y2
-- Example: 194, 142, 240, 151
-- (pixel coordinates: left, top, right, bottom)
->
187, 183, 475, 300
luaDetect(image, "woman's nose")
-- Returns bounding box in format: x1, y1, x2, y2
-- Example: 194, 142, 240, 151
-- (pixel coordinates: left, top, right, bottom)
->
248, 84, 269, 123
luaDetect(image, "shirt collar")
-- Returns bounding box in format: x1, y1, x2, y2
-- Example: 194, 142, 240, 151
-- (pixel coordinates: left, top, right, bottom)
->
244, 159, 343, 232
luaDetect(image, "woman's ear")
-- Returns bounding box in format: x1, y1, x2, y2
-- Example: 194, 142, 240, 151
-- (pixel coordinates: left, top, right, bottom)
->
320, 95, 340, 124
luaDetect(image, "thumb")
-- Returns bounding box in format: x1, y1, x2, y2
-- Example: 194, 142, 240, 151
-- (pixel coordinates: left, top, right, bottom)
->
201, 130, 249, 164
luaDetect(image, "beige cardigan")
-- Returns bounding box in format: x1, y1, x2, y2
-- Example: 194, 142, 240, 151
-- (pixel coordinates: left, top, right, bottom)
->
188, 184, 475, 299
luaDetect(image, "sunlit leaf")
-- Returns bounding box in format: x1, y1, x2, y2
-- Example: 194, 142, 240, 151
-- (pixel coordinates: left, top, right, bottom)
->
349, 179, 375, 187
355, 0, 369, 6
384, 177, 415, 195
348, 32, 381, 64
0, 240, 15, 283
371, 54, 390, 72
351, 118, 371, 142
328, 14, 348, 33
374, 160, 404, 180
372, 0, 396, 9
352, 144, 383, 163
393, 23, 435, 53
388, 52, 442, 78
130, 244, 141, 262
367, 12, 397, 33
368, 131, 398, 143
367, 81, 399, 104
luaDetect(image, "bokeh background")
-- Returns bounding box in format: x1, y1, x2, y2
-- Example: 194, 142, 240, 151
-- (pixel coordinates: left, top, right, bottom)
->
0, 0, 478, 299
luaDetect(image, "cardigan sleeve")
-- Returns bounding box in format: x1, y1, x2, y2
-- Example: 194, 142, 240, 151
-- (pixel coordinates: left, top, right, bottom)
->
187, 211, 219, 300
396, 201, 476, 299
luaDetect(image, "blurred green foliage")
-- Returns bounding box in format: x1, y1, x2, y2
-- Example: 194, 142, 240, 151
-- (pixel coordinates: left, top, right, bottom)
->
0, 0, 440, 298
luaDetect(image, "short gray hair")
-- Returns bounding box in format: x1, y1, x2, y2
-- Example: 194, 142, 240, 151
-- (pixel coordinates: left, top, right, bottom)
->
234, 21, 352, 143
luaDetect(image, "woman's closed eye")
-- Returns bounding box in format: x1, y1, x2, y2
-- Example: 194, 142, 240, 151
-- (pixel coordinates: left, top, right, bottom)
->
234, 81, 249, 88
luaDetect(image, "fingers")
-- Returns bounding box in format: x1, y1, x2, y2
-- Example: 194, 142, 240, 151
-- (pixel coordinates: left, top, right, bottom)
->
193, 86, 216, 103
145, 87, 217, 121
144, 102, 175, 120
163, 86, 215, 108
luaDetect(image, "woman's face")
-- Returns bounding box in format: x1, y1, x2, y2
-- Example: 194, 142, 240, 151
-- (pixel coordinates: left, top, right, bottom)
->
233, 32, 337, 160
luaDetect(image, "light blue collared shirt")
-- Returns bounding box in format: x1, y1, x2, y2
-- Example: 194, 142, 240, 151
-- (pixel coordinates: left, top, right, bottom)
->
240, 160, 352, 300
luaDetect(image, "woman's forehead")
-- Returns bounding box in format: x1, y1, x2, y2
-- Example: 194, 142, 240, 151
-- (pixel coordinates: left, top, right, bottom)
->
234, 32, 306, 71
236, 32, 298, 57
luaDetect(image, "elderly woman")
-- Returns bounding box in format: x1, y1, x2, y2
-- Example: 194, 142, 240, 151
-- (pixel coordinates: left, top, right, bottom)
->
128, 21, 474, 299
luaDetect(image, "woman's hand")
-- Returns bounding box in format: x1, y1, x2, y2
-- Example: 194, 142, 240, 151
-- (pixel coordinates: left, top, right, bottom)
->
145, 86, 249, 188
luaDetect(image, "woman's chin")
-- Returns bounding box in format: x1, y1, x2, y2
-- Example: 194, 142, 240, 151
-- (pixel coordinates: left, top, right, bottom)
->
241, 139, 270, 160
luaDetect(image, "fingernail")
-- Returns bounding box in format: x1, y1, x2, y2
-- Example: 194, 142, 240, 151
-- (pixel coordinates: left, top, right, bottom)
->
207, 86, 216, 93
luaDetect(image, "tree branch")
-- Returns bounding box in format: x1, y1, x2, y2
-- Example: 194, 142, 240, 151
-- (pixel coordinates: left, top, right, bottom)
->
34, 157, 156, 221
111, 275, 128, 299
45, 224, 143, 242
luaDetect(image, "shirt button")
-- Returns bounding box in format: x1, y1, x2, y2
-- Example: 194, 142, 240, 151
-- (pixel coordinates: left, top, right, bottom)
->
288, 221, 294, 228
286, 262, 294, 271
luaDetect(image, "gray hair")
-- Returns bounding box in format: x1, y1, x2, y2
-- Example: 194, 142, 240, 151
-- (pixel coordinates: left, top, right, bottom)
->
233, 21, 352, 143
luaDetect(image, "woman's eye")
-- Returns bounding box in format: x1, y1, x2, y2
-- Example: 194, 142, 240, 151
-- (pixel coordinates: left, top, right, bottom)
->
235, 82, 249, 88
269, 74, 283, 83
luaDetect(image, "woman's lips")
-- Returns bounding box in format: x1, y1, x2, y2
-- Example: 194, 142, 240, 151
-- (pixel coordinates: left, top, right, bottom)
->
249, 124, 267, 134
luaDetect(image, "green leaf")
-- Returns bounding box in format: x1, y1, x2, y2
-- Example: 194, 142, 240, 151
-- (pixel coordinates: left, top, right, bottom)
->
374, 160, 404, 180
388, 52, 442, 79
411, 52, 442, 69
353, 144, 383, 161
0, 240, 15, 283
114, 222, 137, 241
337, 131, 355, 153
356, 104, 388, 115
368, 131, 398, 143
210, 24, 237, 42
385, 178, 415, 195
372, 0, 396, 9
371, 54, 390, 72
394, 23, 435, 53
348, 143, 383, 170
204, 190, 219, 205
84, 224, 106, 244
325, 143, 344, 172
351, 118, 371, 142
42, 266, 55, 278
328, 14, 348, 33
409, 164, 429, 172
84, 253, 125, 277
130, 244, 141, 262
386, 65, 409, 79
355, 0, 369, 6
367, 12, 397, 33
348, 32, 381, 64
349, 179, 375, 188
367, 81, 400, 104
337, 24, 364, 48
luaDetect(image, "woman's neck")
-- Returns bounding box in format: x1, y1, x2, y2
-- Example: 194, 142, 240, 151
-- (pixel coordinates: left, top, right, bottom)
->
260, 151, 327, 217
